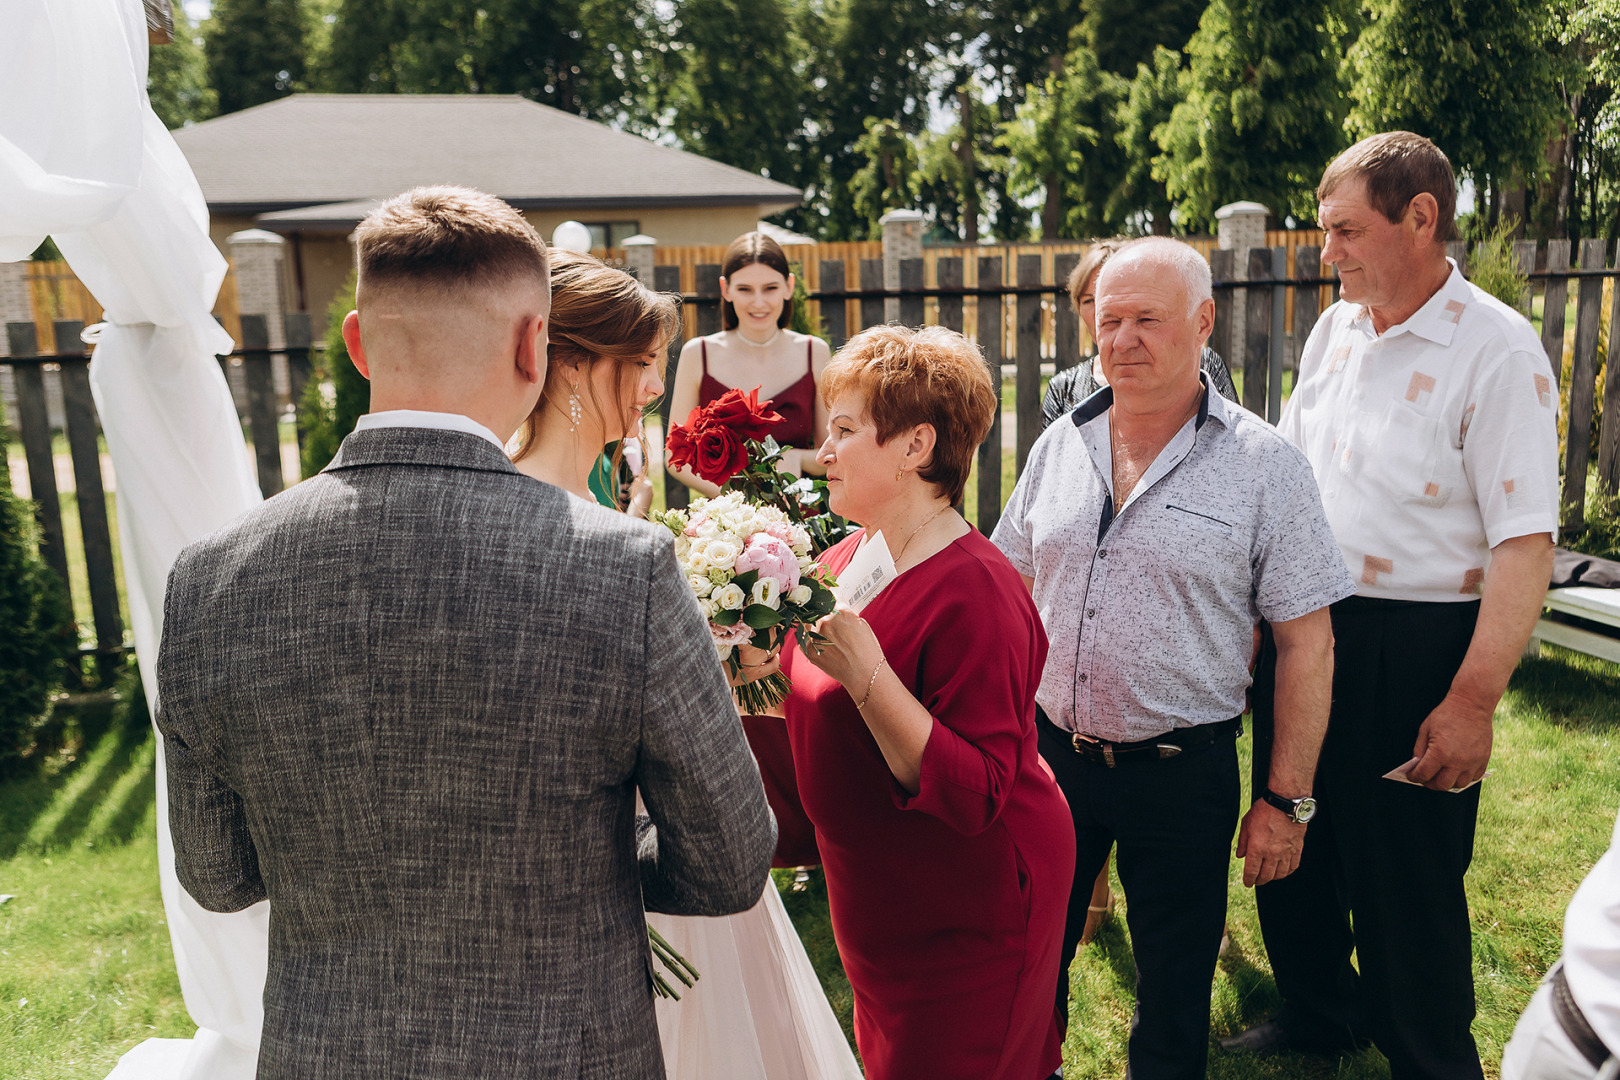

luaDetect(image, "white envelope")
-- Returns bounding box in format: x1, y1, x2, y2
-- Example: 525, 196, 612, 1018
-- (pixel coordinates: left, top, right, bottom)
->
1381, 756, 1490, 793
832, 531, 898, 613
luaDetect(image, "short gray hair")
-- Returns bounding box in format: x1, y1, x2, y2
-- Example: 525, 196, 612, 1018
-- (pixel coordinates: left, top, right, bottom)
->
1100, 237, 1213, 317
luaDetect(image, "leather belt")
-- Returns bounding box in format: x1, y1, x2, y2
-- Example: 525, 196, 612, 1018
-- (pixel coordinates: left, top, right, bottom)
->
1552, 963, 1613, 1070
1067, 716, 1242, 768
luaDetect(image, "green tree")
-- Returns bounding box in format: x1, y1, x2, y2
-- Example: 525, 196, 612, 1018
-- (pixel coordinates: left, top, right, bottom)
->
1115, 46, 1185, 234
147, 3, 216, 128
1079, 0, 1205, 77
1156, 0, 1355, 231
1563, 0, 1620, 237
850, 118, 919, 236
665, 0, 811, 188
298, 271, 369, 476
1346, 0, 1575, 223
205, 0, 311, 115
318, 0, 659, 128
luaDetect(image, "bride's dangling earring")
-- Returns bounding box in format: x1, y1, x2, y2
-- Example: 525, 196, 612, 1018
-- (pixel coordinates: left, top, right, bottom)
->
569, 386, 582, 432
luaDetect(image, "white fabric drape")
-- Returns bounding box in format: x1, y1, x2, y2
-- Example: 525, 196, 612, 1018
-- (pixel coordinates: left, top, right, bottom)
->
1, 3, 270, 1078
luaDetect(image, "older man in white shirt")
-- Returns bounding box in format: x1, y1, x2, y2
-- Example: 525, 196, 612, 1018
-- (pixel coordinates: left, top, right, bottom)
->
1222, 132, 1558, 1080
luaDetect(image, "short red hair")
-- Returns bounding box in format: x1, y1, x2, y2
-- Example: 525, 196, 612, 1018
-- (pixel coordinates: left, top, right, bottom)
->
821, 325, 996, 505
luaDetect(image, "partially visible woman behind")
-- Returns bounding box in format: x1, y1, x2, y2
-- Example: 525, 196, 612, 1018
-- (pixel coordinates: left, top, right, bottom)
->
785, 325, 1076, 1080
1042, 239, 1237, 426
667, 230, 832, 870
513, 250, 863, 1080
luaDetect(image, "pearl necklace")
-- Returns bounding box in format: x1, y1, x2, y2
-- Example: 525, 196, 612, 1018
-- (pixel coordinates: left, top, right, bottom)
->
734, 327, 782, 349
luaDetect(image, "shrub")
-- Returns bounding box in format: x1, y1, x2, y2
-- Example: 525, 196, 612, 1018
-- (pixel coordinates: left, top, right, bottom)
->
1466, 216, 1529, 311
788, 262, 825, 339
0, 453, 78, 776
298, 269, 369, 476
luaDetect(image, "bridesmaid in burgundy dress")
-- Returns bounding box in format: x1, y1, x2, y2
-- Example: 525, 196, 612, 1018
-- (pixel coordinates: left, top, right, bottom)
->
783, 325, 1076, 1080
667, 231, 831, 869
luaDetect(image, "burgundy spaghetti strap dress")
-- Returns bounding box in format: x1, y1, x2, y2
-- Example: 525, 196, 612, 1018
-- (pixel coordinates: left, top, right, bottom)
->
782, 530, 1075, 1079
699, 338, 823, 868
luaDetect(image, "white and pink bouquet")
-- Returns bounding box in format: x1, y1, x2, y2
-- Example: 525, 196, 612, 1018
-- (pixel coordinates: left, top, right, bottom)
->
651, 491, 838, 713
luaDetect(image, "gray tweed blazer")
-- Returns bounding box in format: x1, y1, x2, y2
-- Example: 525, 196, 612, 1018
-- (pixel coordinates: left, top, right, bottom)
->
155, 426, 775, 1079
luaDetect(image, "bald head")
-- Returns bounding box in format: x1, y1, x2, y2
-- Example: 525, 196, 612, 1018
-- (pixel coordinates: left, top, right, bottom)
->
1094, 237, 1215, 412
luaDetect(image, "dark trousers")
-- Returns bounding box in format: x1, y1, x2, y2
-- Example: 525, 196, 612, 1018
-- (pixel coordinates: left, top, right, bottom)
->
1039, 710, 1240, 1080
1251, 596, 1484, 1080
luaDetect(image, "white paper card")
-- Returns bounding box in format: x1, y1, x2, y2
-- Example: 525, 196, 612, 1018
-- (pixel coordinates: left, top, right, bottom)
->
1381, 756, 1490, 793
833, 531, 898, 613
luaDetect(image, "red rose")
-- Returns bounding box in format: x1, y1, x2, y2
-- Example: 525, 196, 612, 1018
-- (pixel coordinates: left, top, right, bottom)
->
687, 424, 750, 484
705, 387, 784, 442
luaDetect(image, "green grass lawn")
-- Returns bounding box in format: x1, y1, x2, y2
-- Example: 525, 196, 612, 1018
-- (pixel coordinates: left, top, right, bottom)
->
2, 644, 1615, 1078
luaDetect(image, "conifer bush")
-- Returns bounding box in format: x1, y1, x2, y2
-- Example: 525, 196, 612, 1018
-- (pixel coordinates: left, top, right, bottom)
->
0, 445, 78, 776
298, 269, 370, 476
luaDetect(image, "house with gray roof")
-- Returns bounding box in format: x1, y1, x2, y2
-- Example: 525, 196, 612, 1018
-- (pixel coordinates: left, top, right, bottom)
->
174, 94, 803, 326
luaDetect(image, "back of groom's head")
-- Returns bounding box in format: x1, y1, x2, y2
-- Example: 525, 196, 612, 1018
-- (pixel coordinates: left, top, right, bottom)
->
354, 186, 550, 304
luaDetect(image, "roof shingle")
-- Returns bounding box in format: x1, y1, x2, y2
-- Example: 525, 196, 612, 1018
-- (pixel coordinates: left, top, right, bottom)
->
174, 94, 803, 213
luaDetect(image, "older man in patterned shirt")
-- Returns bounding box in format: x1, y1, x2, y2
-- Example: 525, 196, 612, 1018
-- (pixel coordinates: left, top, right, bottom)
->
993, 237, 1356, 1080
1222, 133, 1559, 1080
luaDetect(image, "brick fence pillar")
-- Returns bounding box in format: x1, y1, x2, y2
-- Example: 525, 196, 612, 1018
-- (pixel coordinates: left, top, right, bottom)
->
1215, 201, 1269, 366
880, 209, 924, 324
227, 229, 289, 402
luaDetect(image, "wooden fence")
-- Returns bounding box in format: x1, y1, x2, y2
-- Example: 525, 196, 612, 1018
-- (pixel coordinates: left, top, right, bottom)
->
19, 260, 242, 353
3, 238, 1617, 680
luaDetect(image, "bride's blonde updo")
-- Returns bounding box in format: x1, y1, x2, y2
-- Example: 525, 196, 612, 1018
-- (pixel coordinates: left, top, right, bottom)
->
512, 249, 681, 465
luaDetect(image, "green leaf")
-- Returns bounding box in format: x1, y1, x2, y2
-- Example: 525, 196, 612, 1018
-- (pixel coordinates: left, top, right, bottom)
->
712, 608, 742, 626
743, 604, 784, 629
731, 569, 760, 593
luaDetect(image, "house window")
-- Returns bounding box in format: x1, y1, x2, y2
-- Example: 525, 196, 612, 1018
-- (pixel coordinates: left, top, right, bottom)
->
584, 221, 641, 249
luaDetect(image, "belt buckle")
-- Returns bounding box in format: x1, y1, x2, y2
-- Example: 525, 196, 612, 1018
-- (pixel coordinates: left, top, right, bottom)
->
1071, 732, 1116, 767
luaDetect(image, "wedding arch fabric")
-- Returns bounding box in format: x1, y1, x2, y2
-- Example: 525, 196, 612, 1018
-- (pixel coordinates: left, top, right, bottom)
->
1, 3, 269, 1078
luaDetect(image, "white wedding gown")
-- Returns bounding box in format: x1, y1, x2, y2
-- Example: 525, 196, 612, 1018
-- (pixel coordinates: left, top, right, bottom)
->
647, 882, 863, 1080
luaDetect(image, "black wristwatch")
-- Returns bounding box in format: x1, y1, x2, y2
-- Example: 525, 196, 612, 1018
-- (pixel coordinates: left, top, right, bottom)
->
1260, 788, 1317, 824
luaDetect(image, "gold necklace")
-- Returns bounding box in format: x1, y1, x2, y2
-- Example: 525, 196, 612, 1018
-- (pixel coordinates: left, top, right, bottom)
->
894, 504, 952, 567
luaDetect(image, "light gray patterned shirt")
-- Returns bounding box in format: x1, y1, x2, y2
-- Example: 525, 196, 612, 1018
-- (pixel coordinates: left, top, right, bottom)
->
992, 378, 1356, 741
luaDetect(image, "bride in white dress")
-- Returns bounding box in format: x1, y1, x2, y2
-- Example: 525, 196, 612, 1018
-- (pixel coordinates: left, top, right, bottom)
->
511, 250, 863, 1080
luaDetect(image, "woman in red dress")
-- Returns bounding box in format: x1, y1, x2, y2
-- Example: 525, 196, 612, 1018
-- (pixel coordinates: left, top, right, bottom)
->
785, 325, 1076, 1080
667, 231, 830, 869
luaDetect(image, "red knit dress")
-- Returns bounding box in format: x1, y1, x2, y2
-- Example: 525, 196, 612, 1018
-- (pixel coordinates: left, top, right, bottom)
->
783, 529, 1075, 1080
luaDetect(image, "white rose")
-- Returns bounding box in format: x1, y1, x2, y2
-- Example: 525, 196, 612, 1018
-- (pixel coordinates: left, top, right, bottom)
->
786, 584, 813, 606
688, 573, 713, 598
750, 577, 781, 610
698, 598, 719, 619
797, 554, 814, 572
673, 536, 691, 561
714, 640, 734, 661
713, 583, 747, 610
694, 517, 719, 538
687, 549, 712, 574
705, 538, 741, 571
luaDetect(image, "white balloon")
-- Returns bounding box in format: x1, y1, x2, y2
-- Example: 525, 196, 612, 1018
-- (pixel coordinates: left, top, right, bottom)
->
552, 220, 593, 252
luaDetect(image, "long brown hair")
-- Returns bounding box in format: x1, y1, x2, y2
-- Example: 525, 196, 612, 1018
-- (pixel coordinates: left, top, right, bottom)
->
720, 232, 794, 330
512, 250, 680, 473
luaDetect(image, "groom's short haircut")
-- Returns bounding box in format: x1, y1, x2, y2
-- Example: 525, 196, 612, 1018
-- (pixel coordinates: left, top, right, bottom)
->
353, 186, 550, 300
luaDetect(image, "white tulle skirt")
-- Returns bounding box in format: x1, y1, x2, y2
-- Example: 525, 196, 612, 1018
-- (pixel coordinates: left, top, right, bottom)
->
648, 883, 864, 1080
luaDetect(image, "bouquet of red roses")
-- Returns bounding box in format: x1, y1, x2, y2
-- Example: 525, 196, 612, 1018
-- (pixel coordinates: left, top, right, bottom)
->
666, 387, 853, 555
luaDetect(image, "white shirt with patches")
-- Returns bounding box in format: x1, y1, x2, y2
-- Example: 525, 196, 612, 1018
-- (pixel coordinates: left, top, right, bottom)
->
1279, 259, 1559, 603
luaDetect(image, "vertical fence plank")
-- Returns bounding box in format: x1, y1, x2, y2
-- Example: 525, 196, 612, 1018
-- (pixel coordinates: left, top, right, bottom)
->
1243, 248, 1271, 416
7, 323, 72, 610
284, 311, 313, 466
239, 314, 284, 498
976, 257, 1004, 535
1054, 252, 1081, 371
55, 321, 121, 659
819, 260, 848, 349
653, 266, 689, 512
1600, 249, 1620, 496
898, 258, 925, 327
1268, 247, 1287, 422
1445, 240, 1469, 276
1211, 250, 1235, 369
1015, 255, 1042, 474
1541, 239, 1572, 383
1513, 241, 1539, 317
936, 257, 964, 334
859, 259, 885, 331
694, 264, 722, 337
1561, 239, 1607, 534
1293, 246, 1322, 374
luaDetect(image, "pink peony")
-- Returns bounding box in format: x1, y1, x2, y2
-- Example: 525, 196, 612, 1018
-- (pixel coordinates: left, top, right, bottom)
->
763, 520, 798, 545
734, 534, 800, 592
710, 621, 756, 645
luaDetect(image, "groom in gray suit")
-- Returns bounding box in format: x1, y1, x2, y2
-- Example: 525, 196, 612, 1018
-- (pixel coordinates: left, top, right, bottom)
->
156, 186, 776, 1079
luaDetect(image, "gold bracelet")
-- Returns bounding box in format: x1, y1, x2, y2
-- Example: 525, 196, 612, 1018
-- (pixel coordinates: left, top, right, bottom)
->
854, 658, 888, 710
